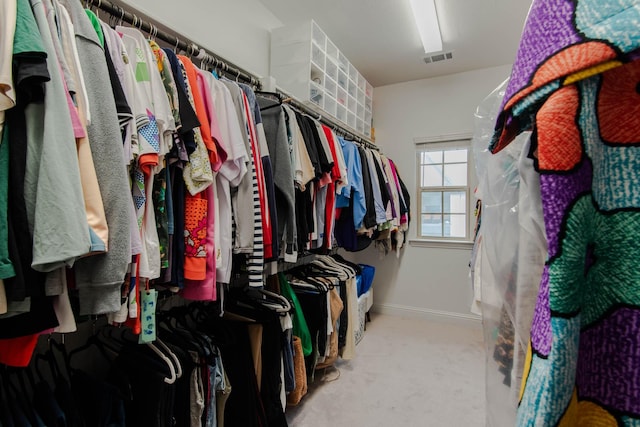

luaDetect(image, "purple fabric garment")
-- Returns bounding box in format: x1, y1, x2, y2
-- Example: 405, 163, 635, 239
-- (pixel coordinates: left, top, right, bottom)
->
517, 59, 640, 424
539, 161, 592, 259
577, 306, 640, 414
502, 0, 581, 107
530, 267, 552, 356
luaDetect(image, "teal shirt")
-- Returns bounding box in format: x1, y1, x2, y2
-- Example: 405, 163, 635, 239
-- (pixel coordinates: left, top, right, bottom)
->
15, 0, 45, 55
0, 125, 15, 280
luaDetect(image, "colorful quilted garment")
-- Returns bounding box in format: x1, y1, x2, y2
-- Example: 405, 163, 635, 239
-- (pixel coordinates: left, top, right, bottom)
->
491, 0, 640, 153
488, 1, 640, 425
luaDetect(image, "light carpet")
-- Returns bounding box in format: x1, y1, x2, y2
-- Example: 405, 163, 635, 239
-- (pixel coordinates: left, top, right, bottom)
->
285, 313, 486, 426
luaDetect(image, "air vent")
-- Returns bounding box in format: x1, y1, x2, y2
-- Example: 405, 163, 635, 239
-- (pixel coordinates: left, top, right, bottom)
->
423, 51, 454, 64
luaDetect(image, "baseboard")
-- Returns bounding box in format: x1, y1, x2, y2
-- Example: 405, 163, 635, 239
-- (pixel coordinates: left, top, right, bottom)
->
372, 303, 482, 327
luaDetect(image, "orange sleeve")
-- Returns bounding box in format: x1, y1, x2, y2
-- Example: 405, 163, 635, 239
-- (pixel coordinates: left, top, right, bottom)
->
177, 55, 218, 164
138, 152, 159, 176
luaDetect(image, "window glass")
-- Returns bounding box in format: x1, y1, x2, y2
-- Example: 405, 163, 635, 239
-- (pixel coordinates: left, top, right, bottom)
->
422, 151, 443, 164
443, 164, 467, 186
443, 191, 466, 214
421, 191, 442, 214
421, 164, 443, 187
421, 214, 443, 237
444, 214, 466, 238
416, 143, 470, 240
444, 149, 468, 163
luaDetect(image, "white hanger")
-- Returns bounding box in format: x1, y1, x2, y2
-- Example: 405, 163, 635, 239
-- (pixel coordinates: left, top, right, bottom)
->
155, 338, 183, 379
147, 343, 177, 384
255, 288, 292, 313
319, 256, 356, 279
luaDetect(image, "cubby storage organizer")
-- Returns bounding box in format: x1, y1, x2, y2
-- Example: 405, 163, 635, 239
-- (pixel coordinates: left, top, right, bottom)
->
271, 20, 373, 139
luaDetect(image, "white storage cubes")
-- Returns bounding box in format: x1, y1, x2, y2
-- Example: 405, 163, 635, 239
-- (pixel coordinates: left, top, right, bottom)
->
271, 20, 373, 139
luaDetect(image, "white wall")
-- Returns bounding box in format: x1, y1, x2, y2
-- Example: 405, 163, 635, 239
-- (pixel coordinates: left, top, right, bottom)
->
349, 64, 513, 322
122, 0, 283, 78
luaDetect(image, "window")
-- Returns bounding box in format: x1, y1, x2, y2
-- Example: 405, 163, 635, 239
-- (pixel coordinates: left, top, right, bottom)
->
416, 143, 471, 240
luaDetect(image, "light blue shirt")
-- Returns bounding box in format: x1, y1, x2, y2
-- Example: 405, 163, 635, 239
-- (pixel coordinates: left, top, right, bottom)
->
336, 137, 366, 229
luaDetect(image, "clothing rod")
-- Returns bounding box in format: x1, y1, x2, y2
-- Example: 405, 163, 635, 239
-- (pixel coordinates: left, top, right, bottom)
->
274, 89, 378, 150
86, 0, 261, 88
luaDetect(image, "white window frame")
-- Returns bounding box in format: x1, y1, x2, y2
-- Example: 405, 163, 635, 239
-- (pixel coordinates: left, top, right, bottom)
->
410, 134, 475, 250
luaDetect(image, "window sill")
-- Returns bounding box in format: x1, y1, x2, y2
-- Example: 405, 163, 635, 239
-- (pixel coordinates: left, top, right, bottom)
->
408, 239, 474, 250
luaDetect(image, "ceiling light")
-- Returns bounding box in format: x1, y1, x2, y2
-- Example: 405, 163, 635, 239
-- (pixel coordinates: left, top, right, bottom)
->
409, 0, 443, 54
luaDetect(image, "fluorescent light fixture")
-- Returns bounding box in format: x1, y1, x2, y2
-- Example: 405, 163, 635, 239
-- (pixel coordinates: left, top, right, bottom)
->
409, 0, 443, 54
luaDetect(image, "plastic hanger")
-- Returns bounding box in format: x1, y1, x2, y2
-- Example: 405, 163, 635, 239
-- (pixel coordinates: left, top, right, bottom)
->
243, 286, 292, 313
117, 6, 125, 27
146, 343, 177, 384
68, 328, 121, 366
108, 10, 117, 28
158, 308, 210, 355
255, 288, 292, 313
157, 320, 202, 355
33, 342, 61, 384
39, 335, 73, 384
155, 338, 183, 379
195, 48, 208, 70
148, 24, 156, 41
314, 256, 350, 274
255, 91, 282, 100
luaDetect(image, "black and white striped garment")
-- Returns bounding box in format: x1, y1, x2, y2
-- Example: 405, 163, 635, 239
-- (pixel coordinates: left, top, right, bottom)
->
242, 93, 264, 288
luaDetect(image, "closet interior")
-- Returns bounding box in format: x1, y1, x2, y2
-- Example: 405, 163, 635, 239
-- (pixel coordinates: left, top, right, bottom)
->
0, 0, 409, 425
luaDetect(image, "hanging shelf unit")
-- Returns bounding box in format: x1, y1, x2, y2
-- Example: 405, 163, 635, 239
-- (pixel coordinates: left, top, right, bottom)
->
270, 20, 374, 140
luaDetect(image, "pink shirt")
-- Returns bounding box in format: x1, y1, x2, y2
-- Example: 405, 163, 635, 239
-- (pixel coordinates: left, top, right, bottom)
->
63, 82, 86, 139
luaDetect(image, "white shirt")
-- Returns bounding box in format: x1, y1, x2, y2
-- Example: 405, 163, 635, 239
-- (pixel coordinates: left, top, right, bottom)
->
206, 76, 249, 283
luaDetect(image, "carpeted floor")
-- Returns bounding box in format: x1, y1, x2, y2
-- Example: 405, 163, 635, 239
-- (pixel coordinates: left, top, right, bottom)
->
285, 313, 486, 426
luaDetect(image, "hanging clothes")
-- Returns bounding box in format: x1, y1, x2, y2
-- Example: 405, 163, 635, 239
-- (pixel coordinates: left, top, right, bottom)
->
0, 11, 408, 415
205, 76, 248, 285
63, 0, 132, 315
256, 95, 297, 262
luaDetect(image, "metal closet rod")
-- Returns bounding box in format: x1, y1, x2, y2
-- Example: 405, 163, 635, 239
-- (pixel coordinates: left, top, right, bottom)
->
273, 89, 378, 150
87, 0, 261, 88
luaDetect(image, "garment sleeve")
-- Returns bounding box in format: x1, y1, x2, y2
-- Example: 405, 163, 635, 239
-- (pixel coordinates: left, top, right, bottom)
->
350, 143, 366, 229
358, 147, 376, 230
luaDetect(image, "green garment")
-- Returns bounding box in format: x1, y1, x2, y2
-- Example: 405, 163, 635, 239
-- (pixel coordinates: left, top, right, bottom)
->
15, 0, 45, 55
279, 272, 312, 357
84, 9, 104, 47
0, 126, 15, 280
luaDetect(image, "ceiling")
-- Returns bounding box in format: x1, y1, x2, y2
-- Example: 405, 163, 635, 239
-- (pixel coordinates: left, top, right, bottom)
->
259, 0, 533, 87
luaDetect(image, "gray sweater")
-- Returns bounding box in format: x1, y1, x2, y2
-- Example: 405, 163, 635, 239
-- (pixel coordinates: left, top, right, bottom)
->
256, 96, 297, 260
58, 0, 131, 315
